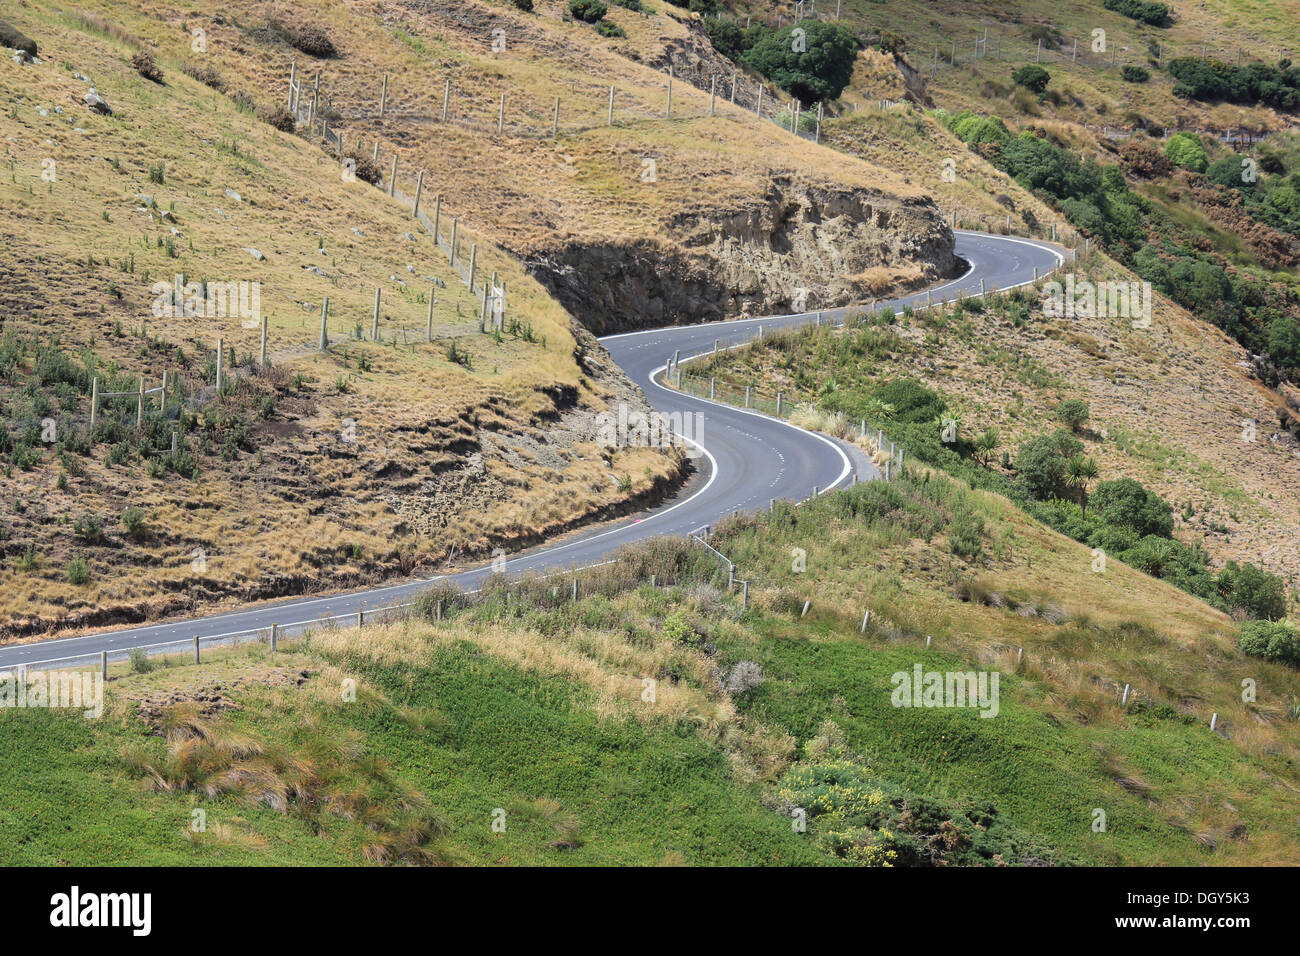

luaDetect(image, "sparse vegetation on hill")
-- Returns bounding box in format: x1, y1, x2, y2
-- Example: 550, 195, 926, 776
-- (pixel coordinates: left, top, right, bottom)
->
0, 2, 690, 634
6, 460, 1299, 865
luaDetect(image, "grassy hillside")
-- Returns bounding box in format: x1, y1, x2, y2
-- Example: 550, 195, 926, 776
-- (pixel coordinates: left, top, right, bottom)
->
0, 4, 688, 637
6, 466, 1300, 865
793, 0, 1299, 135
685, 267, 1300, 601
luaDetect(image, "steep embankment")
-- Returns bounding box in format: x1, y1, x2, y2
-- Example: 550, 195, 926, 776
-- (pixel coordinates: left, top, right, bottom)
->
0, 5, 686, 637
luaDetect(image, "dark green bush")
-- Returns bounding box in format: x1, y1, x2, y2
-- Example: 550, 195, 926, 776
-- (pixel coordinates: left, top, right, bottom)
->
1088, 478, 1173, 538
569, 0, 608, 23
1011, 65, 1050, 94
1238, 621, 1300, 665
1055, 399, 1090, 432
1217, 561, 1287, 621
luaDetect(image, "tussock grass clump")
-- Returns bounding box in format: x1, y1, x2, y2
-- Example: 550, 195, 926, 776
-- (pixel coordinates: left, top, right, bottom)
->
249, 19, 337, 59
76, 12, 141, 48
122, 702, 448, 865
181, 61, 224, 91
257, 103, 295, 133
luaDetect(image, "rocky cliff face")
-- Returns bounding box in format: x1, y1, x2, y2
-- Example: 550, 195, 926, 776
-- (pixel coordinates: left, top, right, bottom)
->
524, 176, 956, 335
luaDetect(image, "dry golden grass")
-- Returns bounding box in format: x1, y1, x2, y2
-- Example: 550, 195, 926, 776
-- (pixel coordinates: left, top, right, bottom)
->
0, 3, 692, 634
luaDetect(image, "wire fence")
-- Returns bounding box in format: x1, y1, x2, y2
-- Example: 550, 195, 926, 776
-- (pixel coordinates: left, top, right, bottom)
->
2, 533, 769, 678
661, 308, 909, 479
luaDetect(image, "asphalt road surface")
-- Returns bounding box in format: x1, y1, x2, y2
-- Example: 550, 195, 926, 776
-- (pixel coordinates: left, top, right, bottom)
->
0, 231, 1065, 670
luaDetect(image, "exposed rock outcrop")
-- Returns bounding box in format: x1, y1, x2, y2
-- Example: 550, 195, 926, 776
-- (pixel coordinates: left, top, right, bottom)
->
525, 175, 956, 334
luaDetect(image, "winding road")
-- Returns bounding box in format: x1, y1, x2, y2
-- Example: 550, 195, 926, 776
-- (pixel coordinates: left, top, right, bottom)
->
0, 231, 1065, 671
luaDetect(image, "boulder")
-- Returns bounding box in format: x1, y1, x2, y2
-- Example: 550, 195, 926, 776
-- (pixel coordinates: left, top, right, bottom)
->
83, 90, 112, 115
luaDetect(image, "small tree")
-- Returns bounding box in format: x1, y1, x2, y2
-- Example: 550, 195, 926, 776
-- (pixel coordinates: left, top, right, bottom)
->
1056, 399, 1090, 432
742, 21, 861, 104
1065, 455, 1099, 514
974, 428, 1001, 467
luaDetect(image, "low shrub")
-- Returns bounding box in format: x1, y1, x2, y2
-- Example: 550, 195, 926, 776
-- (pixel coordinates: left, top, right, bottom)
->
131, 50, 164, 83
569, 0, 608, 22
66, 556, 90, 585
1238, 620, 1300, 666
258, 104, 296, 132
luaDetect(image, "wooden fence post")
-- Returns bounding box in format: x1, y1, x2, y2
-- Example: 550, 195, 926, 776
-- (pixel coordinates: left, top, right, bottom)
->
214, 337, 223, 392
372, 287, 381, 340
413, 169, 424, 218
442, 78, 450, 121
90, 376, 98, 431
388, 154, 398, 197
379, 73, 388, 117
427, 288, 435, 341
319, 297, 330, 351
607, 85, 615, 125
136, 376, 144, 428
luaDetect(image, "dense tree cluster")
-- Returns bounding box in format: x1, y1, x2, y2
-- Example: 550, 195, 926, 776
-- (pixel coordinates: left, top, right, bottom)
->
1102, 0, 1172, 27
1167, 57, 1300, 110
